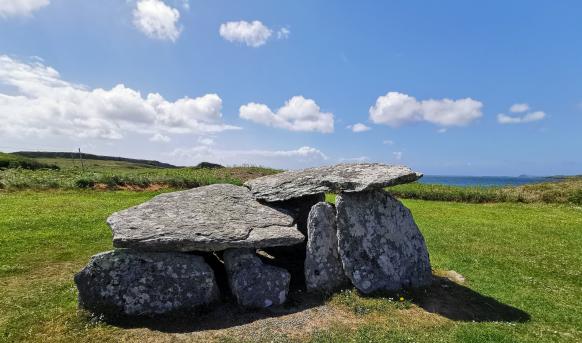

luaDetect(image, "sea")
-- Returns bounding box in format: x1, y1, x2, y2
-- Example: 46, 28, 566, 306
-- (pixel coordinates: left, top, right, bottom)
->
418, 175, 551, 187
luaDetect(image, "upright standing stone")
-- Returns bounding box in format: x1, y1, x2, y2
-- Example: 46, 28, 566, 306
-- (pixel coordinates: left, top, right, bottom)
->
304, 202, 348, 292
74, 250, 220, 317
223, 248, 291, 308
336, 190, 432, 294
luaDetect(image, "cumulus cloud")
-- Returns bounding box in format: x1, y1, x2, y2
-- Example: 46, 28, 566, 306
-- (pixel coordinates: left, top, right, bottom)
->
219, 20, 272, 47
219, 20, 289, 47
369, 92, 483, 128
170, 145, 328, 168
510, 103, 529, 113
133, 0, 182, 42
0, 0, 49, 18
382, 139, 394, 145
497, 111, 546, 124
497, 103, 546, 124
0, 55, 239, 140
393, 151, 403, 160
347, 123, 371, 132
240, 96, 334, 133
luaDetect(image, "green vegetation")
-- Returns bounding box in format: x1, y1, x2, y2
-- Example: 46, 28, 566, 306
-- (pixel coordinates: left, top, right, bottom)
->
0, 153, 278, 190
0, 152, 59, 171
1, 191, 580, 342
389, 177, 582, 205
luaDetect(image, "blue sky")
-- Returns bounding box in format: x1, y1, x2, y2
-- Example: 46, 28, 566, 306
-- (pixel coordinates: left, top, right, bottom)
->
0, 0, 580, 175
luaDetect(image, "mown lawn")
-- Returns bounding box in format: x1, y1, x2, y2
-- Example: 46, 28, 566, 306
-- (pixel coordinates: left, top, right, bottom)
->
1, 190, 581, 342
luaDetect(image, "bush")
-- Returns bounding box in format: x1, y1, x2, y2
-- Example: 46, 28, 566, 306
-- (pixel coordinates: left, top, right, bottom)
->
75, 178, 95, 189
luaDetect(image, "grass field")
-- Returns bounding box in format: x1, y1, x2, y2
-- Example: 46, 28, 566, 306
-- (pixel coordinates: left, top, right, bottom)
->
388, 177, 582, 205
0, 155, 278, 190
1, 190, 580, 342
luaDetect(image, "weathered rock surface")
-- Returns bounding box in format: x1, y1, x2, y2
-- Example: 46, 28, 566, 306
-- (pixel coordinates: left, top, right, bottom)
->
74, 249, 219, 317
304, 202, 348, 292
223, 248, 290, 308
108, 184, 304, 252
336, 190, 432, 294
245, 163, 422, 202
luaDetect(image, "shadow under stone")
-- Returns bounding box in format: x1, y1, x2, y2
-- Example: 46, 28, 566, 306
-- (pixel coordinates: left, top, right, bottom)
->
98, 291, 327, 334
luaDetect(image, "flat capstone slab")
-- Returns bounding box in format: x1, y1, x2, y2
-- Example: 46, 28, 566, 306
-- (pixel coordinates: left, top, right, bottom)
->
336, 190, 432, 294
244, 163, 422, 202
108, 184, 304, 252
74, 249, 219, 317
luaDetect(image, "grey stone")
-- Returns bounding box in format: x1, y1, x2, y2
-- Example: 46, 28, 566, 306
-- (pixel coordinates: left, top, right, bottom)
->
74, 249, 219, 317
244, 163, 422, 202
336, 190, 432, 294
108, 184, 304, 252
223, 248, 290, 308
304, 202, 349, 292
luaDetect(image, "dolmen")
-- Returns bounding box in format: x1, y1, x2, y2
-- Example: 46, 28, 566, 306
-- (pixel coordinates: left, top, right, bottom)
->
75, 163, 432, 318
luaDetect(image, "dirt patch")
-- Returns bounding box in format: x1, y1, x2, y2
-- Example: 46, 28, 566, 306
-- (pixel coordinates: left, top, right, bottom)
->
92, 183, 170, 191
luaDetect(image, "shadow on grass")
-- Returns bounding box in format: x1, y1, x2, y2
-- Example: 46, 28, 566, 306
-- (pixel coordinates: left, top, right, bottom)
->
99, 291, 327, 334
98, 275, 529, 333
407, 276, 531, 322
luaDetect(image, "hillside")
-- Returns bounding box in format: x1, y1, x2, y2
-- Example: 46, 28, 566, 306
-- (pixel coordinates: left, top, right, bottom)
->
14, 151, 176, 169
0, 152, 59, 170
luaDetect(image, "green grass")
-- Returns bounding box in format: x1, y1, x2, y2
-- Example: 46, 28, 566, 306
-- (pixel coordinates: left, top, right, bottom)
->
1, 190, 580, 342
0, 152, 59, 171
389, 177, 582, 205
0, 157, 278, 190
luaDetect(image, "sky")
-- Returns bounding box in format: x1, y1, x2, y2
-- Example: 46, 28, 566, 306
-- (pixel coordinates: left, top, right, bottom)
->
0, 0, 581, 176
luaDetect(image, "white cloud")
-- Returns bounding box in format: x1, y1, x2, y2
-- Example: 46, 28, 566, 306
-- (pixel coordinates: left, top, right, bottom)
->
0, 0, 49, 18
382, 139, 394, 145
170, 145, 328, 168
277, 27, 291, 40
369, 91, 483, 127
437, 128, 447, 133
150, 133, 170, 142
348, 123, 371, 132
0, 55, 239, 140
393, 151, 403, 160
133, 0, 182, 42
197, 136, 214, 146
510, 103, 529, 113
219, 20, 272, 47
497, 111, 546, 124
240, 96, 334, 133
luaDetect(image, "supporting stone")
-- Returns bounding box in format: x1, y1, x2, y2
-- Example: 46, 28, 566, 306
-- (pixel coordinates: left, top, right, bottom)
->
223, 248, 290, 308
74, 249, 219, 317
304, 202, 348, 293
336, 190, 432, 294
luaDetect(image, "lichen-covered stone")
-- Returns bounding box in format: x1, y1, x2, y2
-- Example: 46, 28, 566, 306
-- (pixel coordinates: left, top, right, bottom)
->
223, 248, 290, 308
245, 163, 422, 202
304, 202, 348, 292
74, 250, 219, 317
108, 184, 304, 252
336, 190, 432, 294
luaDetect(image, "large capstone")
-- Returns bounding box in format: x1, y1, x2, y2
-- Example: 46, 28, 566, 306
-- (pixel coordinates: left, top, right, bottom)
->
223, 248, 290, 308
108, 184, 304, 252
74, 250, 219, 317
304, 202, 348, 293
336, 190, 432, 294
245, 163, 422, 202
